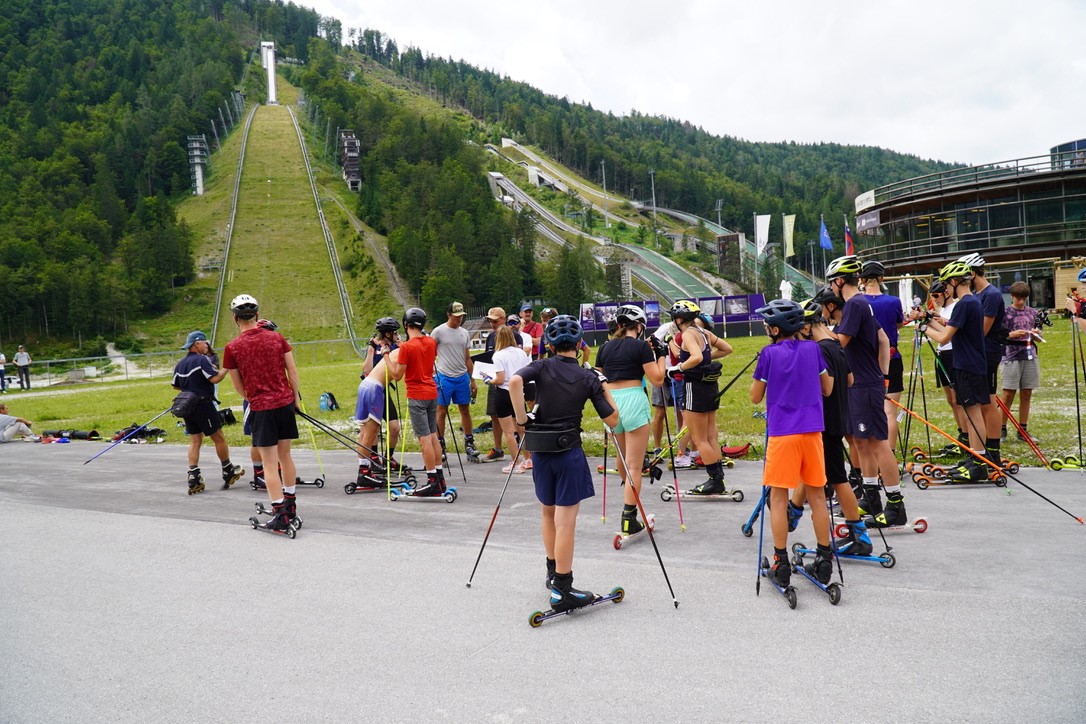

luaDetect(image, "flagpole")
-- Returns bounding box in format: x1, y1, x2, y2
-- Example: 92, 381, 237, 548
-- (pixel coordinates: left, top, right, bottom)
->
753, 212, 759, 295
820, 214, 827, 280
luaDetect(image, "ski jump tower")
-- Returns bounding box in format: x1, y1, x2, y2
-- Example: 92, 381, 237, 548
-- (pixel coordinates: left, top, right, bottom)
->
260, 41, 277, 105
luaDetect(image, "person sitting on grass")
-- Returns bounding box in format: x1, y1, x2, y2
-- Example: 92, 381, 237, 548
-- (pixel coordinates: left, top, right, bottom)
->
0, 403, 40, 442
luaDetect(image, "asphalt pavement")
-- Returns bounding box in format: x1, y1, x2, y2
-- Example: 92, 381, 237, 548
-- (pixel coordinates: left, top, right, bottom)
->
2, 439, 1085, 722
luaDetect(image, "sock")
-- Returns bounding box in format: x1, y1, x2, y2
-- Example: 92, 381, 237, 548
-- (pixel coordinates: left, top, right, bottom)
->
546, 557, 556, 574
221, 459, 233, 469
622, 504, 637, 515
884, 485, 901, 496
254, 464, 263, 473
188, 465, 199, 472
816, 543, 833, 556
862, 476, 878, 487
774, 547, 787, 559
284, 485, 296, 494
986, 438, 1001, 457
273, 498, 284, 505
972, 449, 986, 463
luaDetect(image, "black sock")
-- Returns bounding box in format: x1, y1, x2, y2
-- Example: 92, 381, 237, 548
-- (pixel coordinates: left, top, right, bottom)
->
622, 504, 637, 515
221, 459, 232, 469
553, 571, 572, 589
774, 547, 787, 559
816, 543, 833, 556
986, 439, 1001, 460
546, 558, 556, 575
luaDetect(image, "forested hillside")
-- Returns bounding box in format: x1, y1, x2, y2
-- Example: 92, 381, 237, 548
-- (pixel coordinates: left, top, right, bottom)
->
349, 30, 956, 241
0, 0, 321, 352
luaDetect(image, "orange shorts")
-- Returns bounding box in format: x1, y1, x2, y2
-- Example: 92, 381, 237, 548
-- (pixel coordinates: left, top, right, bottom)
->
762, 432, 826, 490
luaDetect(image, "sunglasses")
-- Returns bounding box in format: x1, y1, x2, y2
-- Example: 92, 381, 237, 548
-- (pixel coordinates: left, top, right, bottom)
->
507, 319, 521, 326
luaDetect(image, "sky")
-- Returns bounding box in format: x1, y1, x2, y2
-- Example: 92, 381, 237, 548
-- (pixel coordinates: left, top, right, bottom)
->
300, 0, 1086, 166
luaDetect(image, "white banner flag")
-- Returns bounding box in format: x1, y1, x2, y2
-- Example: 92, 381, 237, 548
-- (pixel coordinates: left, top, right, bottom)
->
782, 214, 796, 258
755, 214, 770, 257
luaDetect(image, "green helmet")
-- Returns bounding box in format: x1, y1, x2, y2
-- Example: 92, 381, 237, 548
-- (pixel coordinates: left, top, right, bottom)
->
938, 260, 972, 282
826, 255, 862, 280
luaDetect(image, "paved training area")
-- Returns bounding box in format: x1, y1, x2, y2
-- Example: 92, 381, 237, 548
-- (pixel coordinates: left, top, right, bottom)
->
3, 440, 1085, 722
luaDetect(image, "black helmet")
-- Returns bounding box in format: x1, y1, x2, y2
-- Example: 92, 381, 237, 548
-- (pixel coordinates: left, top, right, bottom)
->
544, 314, 583, 347
861, 260, 885, 279
756, 299, 807, 335
616, 304, 647, 326
376, 317, 400, 334
929, 280, 947, 296
256, 319, 278, 331
813, 284, 844, 308
402, 307, 427, 329
668, 299, 701, 322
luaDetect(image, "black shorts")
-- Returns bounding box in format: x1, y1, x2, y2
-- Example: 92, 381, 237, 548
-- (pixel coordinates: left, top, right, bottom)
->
486, 384, 498, 417
954, 370, 990, 408
822, 432, 847, 485
886, 356, 904, 394
492, 386, 514, 418
249, 403, 299, 447
935, 350, 954, 388
986, 350, 1000, 394
847, 385, 888, 440
184, 398, 223, 437
683, 379, 719, 413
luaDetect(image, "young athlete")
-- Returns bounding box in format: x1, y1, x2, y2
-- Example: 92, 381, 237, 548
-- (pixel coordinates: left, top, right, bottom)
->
386, 307, 444, 495
999, 282, 1042, 441
486, 325, 531, 473
649, 317, 685, 460
594, 305, 665, 535
172, 330, 242, 494
923, 261, 991, 481
923, 282, 970, 450
362, 317, 402, 454
222, 295, 302, 530
510, 315, 619, 611
959, 253, 1007, 469
354, 347, 407, 487
824, 255, 908, 527
751, 299, 834, 587
861, 260, 907, 447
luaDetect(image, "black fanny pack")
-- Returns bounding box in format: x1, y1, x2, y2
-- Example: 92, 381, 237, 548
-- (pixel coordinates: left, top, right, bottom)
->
684, 361, 722, 383
523, 426, 582, 453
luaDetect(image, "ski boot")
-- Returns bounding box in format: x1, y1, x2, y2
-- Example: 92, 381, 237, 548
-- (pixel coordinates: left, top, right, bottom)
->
221, 463, 243, 490
439, 437, 448, 464
549, 572, 596, 613
870, 492, 907, 528
787, 500, 804, 532
621, 505, 644, 536
436, 469, 448, 494
545, 558, 556, 590
803, 544, 834, 585
250, 467, 266, 490
464, 435, 478, 459
856, 484, 883, 518
771, 550, 791, 588
836, 520, 874, 557
187, 468, 205, 495
947, 460, 988, 483
411, 474, 442, 497
249, 501, 294, 537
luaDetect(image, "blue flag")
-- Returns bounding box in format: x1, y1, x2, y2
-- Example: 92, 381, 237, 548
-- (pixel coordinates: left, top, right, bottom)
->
819, 219, 833, 250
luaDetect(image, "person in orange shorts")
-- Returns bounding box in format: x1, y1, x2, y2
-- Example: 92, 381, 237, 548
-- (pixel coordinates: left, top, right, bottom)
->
750, 300, 835, 587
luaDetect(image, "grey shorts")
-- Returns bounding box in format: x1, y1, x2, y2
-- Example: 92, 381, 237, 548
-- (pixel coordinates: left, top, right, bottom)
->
408, 398, 439, 436
1000, 358, 1040, 391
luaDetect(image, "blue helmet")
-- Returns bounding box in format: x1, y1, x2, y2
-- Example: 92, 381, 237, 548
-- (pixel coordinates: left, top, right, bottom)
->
1078, 268, 1086, 284
544, 314, 583, 347
756, 299, 806, 335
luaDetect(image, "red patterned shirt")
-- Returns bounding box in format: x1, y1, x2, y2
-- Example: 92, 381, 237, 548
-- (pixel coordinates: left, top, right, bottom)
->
222, 328, 294, 411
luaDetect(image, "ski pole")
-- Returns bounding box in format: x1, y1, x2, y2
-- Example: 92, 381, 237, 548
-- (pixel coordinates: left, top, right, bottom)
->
667, 377, 686, 531
610, 427, 679, 608
601, 428, 608, 523
993, 395, 1051, 468
297, 400, 326, 484
755, 485, 769, 596
1074, 317, 1085, 467
466, 440, 524, 588
445, 409, 469, 488
83, 408, 173, 465
711, 351, 759, 405
887, 397, 1083, 524
297, 409, 385, 458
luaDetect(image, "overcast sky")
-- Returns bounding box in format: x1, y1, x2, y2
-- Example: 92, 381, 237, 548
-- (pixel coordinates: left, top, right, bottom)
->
301, 0, 1086, 166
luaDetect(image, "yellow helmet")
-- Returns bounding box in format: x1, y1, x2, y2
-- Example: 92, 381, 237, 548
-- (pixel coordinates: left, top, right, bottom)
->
938, 260, 972, 283
826, 255, 862, 280
668, 299, 701, 321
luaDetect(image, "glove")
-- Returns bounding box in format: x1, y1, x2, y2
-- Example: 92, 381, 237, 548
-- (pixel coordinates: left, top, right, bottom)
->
523, 411, 536, 429
666, 364, 682, 379
648, 335, 667, 359
584, 363, 607, 384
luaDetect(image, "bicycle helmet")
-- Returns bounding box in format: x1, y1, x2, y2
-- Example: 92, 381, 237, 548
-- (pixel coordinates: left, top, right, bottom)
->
544, 314, 583, 346
957, 252, 986, 268
402, 307, 427, 329
375, 317, 400, 334
756, 299, 807, 335
1078, 268, 1086, 284
256, 319, 278, 331
696, 312, 714, 329
860, 260, 885, 279
929, 280, 946, 296
813, 284, 844, 308
801, 298, 821, 319
230, 294, 259, 312
615, 304, 647, 326
938, 260, 973, 283
825, 255, 862, 281
668, 299, 701, 322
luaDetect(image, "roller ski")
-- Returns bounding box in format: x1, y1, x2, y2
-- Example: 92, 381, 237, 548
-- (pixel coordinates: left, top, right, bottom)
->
254, 494, 302, 530
911, 459, 1008, 489
758, 553, 797, 609
836, 516, 927, 537
187, 469, 206, 495
389, 473, 458, 503
1050, 455, 1086, 471
221, 464, 243, 490
793, 541, 894, 568
294, 475, 325, 488
613, 510, 656, 550
661, 475, 744, 503
529, 576, 624, 628
248, 502, 296, 538
790, 544, 842, 605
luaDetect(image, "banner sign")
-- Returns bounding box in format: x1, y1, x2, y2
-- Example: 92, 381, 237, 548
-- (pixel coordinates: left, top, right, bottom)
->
856, 209, 881, 234
579, 303, 595, 332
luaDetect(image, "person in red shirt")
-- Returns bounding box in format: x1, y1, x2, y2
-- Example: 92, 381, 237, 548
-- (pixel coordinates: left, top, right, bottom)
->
519, 304, 545, 360
387, 307, 444, 495
222, 294, 302, 530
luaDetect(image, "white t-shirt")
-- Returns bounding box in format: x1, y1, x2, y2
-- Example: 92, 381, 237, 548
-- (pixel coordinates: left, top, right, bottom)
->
492, 345, 529, 390
0, 353, 5, 367
937, 300, 956, 352
430, 323, 471, 377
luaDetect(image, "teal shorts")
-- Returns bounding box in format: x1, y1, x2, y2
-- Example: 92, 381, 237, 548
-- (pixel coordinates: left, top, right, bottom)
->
611, 386, 651, 434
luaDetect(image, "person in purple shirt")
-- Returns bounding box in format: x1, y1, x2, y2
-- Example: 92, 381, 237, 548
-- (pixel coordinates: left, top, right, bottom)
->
751, 299, 834, 588
861, 260, 907, 447
824, 255, 908, 529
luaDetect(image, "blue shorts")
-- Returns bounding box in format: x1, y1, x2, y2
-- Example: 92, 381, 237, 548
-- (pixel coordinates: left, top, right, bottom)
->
532, 447, 595, 507
355, 379, 386, 424
437, 372, 471, 406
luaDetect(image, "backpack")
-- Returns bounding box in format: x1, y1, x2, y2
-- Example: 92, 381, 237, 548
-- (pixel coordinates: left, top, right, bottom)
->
170, 390, 202, 417
319, 391, 339, 411
219, 408, 237, 426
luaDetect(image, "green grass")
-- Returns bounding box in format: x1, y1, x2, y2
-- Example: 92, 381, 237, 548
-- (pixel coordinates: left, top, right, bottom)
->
11, 323, 1086, 466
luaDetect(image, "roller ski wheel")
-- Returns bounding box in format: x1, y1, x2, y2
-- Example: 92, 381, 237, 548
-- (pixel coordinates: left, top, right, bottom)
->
389, 485, 458, 503
248, 516, 296, 539
253, 502, 302, 530
528, 587, 624, 628
722, 458, 736, 469
596, 465, 621, 474
910, 446, 926, 462
187, 482, 205, 495
1050, 459, 1065, 471
835, 517, 928, 537
758, 556, 797, 609
613, 514, 655, 550
661, 484, 744, 502
296, 476, 325, 488
793, 541, 894, 568
344, 476, 413, 495
789, 551, 842, 605
741, 522, 754, 537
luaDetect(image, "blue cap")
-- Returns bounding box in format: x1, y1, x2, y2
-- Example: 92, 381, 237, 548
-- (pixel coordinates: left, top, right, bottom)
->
520, 303, 533, 312
183, 331, 207, 349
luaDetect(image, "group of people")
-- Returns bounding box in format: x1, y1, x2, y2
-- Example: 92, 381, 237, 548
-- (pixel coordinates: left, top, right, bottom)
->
0, 345, 33, 392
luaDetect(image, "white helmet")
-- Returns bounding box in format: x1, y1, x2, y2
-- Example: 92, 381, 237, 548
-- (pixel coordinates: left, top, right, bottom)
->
230, 294, 259, 312
957, 252, 986, 269
616, 304, 647, 325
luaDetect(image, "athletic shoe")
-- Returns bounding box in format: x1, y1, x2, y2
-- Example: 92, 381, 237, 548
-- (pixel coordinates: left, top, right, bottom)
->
516, 459, 533, 474
484, 448, 505, 463
24, 434, 42, 442
671, 453, 694, 469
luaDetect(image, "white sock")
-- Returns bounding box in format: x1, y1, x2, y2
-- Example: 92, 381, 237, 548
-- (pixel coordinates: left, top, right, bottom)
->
884, 485, 901, 495
862, 476, 878, 487
284, 485, 296, 494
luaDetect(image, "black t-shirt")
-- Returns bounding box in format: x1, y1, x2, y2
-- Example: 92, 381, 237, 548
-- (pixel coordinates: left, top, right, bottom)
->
818, 338, 850, 436
976, 283, 1006, 357
595, 336, 654, 382
516, 356, 614, 429
485, 330, 524, 353
947, 294, 986, 374
836, 294, 883, 388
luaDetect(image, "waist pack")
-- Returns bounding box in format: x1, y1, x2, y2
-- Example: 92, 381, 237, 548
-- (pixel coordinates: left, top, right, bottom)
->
170, 391, 203, 418
523, 426, 582, 453
684, 361, 722, 383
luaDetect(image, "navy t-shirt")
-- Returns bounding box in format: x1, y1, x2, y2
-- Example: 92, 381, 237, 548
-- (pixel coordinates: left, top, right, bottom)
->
172, 353, 216, 398
595, 336, 654, 383
946, 295, 986, 375
865, 294, 904, 360
836, 295, 883, 388
976, 283, 1006, 357
515, 356, 613, 429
